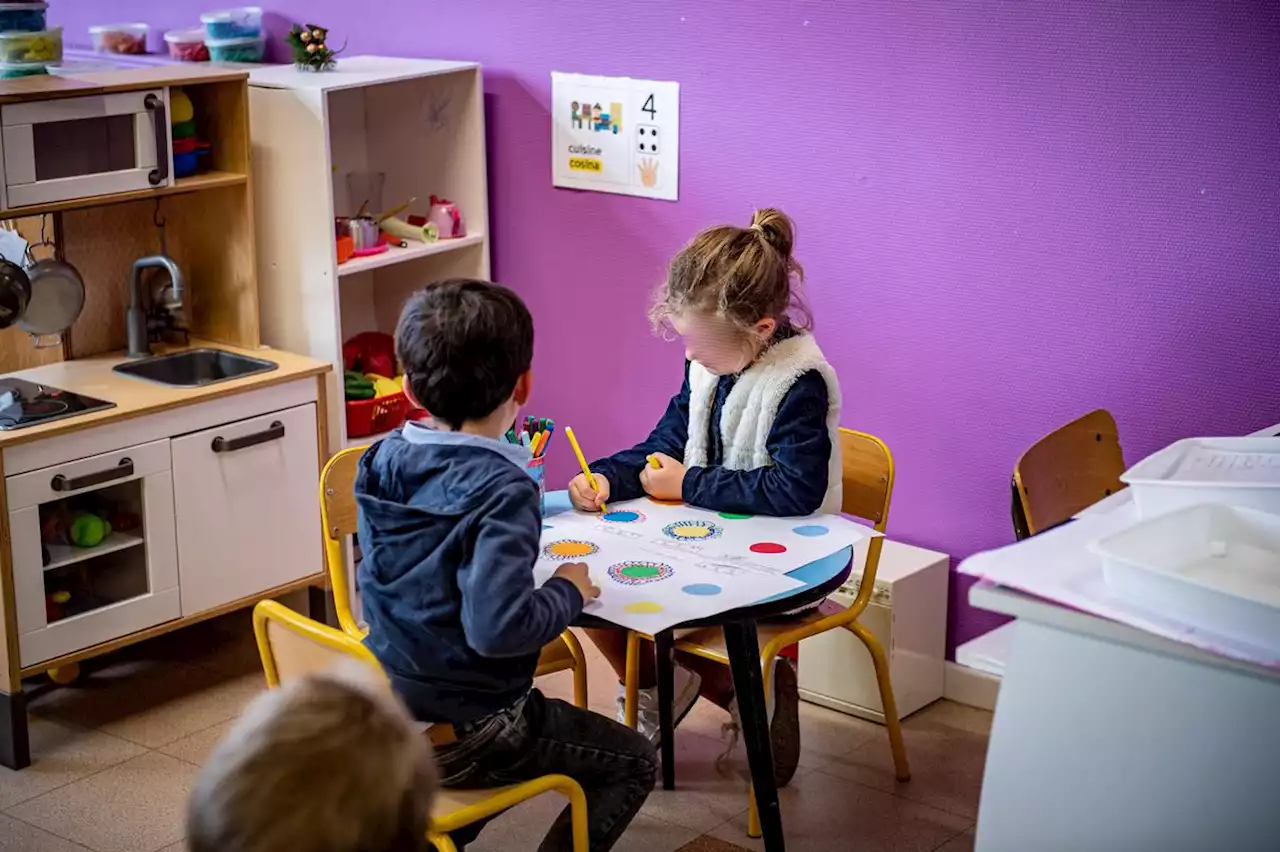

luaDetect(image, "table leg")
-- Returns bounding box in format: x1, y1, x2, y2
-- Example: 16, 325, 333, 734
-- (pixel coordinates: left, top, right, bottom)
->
655, 629, 675, 790
724, 619, 784, 851
0, 687, 30, 770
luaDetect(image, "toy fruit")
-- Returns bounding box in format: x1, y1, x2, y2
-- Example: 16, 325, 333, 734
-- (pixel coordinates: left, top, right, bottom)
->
69, 512, 111, 548
342, 332, 396, 378
170, 87, 195, 124
344, 370, 375, 401
368, 374, 401, 399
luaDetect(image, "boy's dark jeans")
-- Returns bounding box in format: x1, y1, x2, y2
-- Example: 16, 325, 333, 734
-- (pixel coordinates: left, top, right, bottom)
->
435, 689, 657, 851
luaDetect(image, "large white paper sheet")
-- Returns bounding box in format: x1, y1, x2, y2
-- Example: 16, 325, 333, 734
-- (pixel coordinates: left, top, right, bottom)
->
536, 499, 878, 633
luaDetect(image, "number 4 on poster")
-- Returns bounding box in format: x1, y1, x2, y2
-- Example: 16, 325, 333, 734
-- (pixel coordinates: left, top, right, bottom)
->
551, 71, 680, 201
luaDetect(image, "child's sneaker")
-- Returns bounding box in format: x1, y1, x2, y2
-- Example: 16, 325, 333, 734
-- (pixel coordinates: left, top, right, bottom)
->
615, 665, 702, 744
716, 657, 801, 787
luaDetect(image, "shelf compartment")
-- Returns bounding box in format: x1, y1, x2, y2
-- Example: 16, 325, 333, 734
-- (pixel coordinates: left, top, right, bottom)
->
44, 532, 145, 573
0, 171, 248, 219
338, 231, 485, 277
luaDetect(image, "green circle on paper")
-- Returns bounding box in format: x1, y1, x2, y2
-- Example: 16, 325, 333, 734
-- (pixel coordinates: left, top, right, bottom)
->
718, 512, 752, 520
621, 564, 662, 579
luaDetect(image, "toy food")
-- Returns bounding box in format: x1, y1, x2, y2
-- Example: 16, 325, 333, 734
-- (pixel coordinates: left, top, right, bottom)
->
344, 370, 375, 401
368, 374, 402, 399
69, 512, 111, 548
342, 332, 396, 379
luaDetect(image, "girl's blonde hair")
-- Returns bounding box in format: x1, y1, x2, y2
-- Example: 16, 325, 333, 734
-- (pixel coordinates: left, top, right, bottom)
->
651, 208, 809, 334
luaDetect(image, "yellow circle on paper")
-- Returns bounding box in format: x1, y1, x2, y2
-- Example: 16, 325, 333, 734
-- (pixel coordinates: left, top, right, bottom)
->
624, 601, 664, 614
669, 523, 714, 539
547, 540, 597, 558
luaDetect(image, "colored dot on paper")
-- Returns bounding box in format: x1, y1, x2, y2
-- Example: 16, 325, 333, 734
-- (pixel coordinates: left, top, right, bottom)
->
792, 524, 829, 537
620, 563, 662, 579
545, 540, 598, 559
648, 497, 683, 507
718, 512, 752, 520
682, 583, 722, 596
603, 510, 644, 523
750, 542, 787, 554
624, 601, 664, 614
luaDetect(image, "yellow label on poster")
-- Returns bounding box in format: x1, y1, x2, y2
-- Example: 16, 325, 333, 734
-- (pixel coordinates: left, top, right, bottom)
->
569, 157, 603, 173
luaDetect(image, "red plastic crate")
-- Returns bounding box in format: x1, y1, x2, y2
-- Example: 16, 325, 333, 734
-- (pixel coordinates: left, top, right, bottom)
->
345, 392, 411, 439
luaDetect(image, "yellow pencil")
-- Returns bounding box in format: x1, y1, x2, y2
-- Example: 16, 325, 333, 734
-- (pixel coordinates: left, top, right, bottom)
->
647, 454, 661, 469
565, 426, 606, 513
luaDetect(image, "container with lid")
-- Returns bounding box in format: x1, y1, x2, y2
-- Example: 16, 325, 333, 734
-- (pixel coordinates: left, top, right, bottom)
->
0, 3, 48, 33
206, 34, 265, 63
0, 27, 62, 65
164, 27, 209, 62
89, 23, 149, 55
201, 7, 263, 40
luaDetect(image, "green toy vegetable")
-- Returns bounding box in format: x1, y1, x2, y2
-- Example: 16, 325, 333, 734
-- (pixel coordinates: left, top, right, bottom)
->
344, 370, 375, 401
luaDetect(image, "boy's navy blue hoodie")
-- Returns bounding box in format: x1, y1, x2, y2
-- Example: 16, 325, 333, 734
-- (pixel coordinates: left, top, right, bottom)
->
355, 423, 583, 724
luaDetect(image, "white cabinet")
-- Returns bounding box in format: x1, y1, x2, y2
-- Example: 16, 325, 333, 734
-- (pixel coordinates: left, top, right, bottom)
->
6, 440, 180, 668
171, 403, 320, 615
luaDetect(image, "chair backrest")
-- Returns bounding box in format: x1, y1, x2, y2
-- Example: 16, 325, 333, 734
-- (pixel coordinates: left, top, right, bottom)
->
320, 446, 368, 637
838, 429, 895, 612
1013, 409, 1125, 537
253, 598, 383, 688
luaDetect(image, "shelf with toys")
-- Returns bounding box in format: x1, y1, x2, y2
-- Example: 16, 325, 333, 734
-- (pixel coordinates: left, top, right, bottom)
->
249, 56, 489, 455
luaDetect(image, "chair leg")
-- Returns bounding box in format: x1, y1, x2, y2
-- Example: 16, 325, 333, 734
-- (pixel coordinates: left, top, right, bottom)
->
655, 629, 676, 791
427, 830, 458, 852
566, 773, 590, 852
849, 621, 911, 782
561, 631, 589, 709
624, 630, 641, 729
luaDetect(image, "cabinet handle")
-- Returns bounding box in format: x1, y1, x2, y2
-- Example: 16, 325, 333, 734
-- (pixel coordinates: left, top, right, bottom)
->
145, 93, 169, 186
212, 421, 285, 454
51, 458, 134, 493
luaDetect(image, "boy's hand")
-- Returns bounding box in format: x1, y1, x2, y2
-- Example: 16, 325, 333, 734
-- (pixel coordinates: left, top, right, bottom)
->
640, 453, 686, 502
568, 473, 610, 512
553, 562, 600, 602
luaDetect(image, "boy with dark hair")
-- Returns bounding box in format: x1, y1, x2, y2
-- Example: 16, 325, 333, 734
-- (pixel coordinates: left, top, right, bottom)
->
357, 279, 657, 851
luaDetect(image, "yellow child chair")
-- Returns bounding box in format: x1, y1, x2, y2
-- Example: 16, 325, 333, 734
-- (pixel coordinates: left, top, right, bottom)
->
253, 599, 589, 852
321, 446, 589, 708
623, 428, 911, 838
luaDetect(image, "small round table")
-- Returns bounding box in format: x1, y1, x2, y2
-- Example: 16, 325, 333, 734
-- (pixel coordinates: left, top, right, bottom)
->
546, 492, 852, 852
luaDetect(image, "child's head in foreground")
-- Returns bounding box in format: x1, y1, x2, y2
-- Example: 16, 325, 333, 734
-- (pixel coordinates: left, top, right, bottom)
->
395, 278, 534, 431
654, 207, 808, 375
186, 663, 436, 852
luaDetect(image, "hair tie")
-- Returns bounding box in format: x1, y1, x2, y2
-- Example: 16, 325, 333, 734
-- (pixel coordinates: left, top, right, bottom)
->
750, 223, 765, 234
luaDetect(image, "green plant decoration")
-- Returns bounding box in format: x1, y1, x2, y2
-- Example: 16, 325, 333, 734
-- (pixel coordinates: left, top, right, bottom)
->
286, 23, 343, 72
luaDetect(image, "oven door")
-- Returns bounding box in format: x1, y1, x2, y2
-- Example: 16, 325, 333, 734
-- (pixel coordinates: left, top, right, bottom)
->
0, 89, 171, 209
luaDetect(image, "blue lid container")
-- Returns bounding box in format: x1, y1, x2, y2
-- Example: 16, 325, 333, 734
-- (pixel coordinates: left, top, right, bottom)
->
200, 7, 262, 40
0, 3, 48, 34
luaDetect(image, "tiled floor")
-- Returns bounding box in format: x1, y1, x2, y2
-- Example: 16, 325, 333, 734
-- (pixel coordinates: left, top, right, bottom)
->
0, 612, 987, 852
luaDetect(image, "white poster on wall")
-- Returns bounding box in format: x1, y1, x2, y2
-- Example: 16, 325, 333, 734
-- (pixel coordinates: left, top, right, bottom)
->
551, 71, 679, 201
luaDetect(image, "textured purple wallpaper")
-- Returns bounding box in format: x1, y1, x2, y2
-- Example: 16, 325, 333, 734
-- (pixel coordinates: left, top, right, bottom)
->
53, 2, 1280, 654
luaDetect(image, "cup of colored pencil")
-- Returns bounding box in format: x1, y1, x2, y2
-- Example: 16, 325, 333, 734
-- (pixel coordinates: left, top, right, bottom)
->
510, 417, 555, 511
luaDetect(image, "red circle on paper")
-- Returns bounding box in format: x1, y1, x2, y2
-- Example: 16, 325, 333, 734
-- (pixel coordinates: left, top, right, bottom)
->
749, 542, 787, 554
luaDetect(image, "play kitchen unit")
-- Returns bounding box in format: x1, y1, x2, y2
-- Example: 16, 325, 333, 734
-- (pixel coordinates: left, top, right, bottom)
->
0, 66, 331, 771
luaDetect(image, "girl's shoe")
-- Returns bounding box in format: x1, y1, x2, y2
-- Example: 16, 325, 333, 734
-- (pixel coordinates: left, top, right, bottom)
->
716, 657, 801, 787
614, 664, 702, 744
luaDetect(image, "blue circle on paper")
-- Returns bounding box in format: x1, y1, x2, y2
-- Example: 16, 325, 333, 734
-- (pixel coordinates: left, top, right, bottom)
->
792, 524, 830, 537
682, 583, 722, 596
603, 510, 642, 523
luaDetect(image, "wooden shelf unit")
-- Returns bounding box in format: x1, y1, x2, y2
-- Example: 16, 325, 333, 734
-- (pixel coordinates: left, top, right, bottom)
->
250, 57, 491, 454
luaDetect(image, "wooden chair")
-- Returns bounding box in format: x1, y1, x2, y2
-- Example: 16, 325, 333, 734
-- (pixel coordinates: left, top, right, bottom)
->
624, 428, 911, 838
1012, 409, 1125, 538
320, 446, 589, 708
252, 599, 589, 852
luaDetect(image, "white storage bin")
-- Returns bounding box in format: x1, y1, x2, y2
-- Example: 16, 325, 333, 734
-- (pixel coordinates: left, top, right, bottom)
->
1120, 437, 1280, 518
1091, 503, 1280, 650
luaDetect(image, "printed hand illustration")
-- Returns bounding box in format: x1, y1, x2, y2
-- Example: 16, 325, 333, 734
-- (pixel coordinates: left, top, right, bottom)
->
638, 157, 659, 188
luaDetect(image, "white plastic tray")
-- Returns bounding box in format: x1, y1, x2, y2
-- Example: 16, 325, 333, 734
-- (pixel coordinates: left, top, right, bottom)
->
1120, 437, 1280, 518
1091, 503, 1280, 649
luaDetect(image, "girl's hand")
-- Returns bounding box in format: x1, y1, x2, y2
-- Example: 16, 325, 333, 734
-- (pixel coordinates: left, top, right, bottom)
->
568, 473, 610, 512
640, 453, 686, 502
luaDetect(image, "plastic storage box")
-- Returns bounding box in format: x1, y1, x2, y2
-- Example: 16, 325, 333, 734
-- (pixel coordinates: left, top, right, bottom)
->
164, 27, 209, 62
1091, 503, 1280, 650
201, 7, 263, 40
0, 3, 47, 33
89, 23, 148, 55
206, 34, 265, 63
0, 27, 61, 64
0, 59, 47, 79
1121, 437, 1280, 519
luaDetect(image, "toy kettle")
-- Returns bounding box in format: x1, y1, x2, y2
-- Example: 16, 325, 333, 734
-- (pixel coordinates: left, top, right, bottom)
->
427, 196, 465, 239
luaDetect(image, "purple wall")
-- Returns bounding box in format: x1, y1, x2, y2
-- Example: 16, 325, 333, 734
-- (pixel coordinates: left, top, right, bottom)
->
55, 2, 1280, 653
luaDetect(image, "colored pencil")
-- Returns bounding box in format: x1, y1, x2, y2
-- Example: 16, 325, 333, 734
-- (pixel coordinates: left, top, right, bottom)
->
565, 427, 606, 513
647, 454, 662, 469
